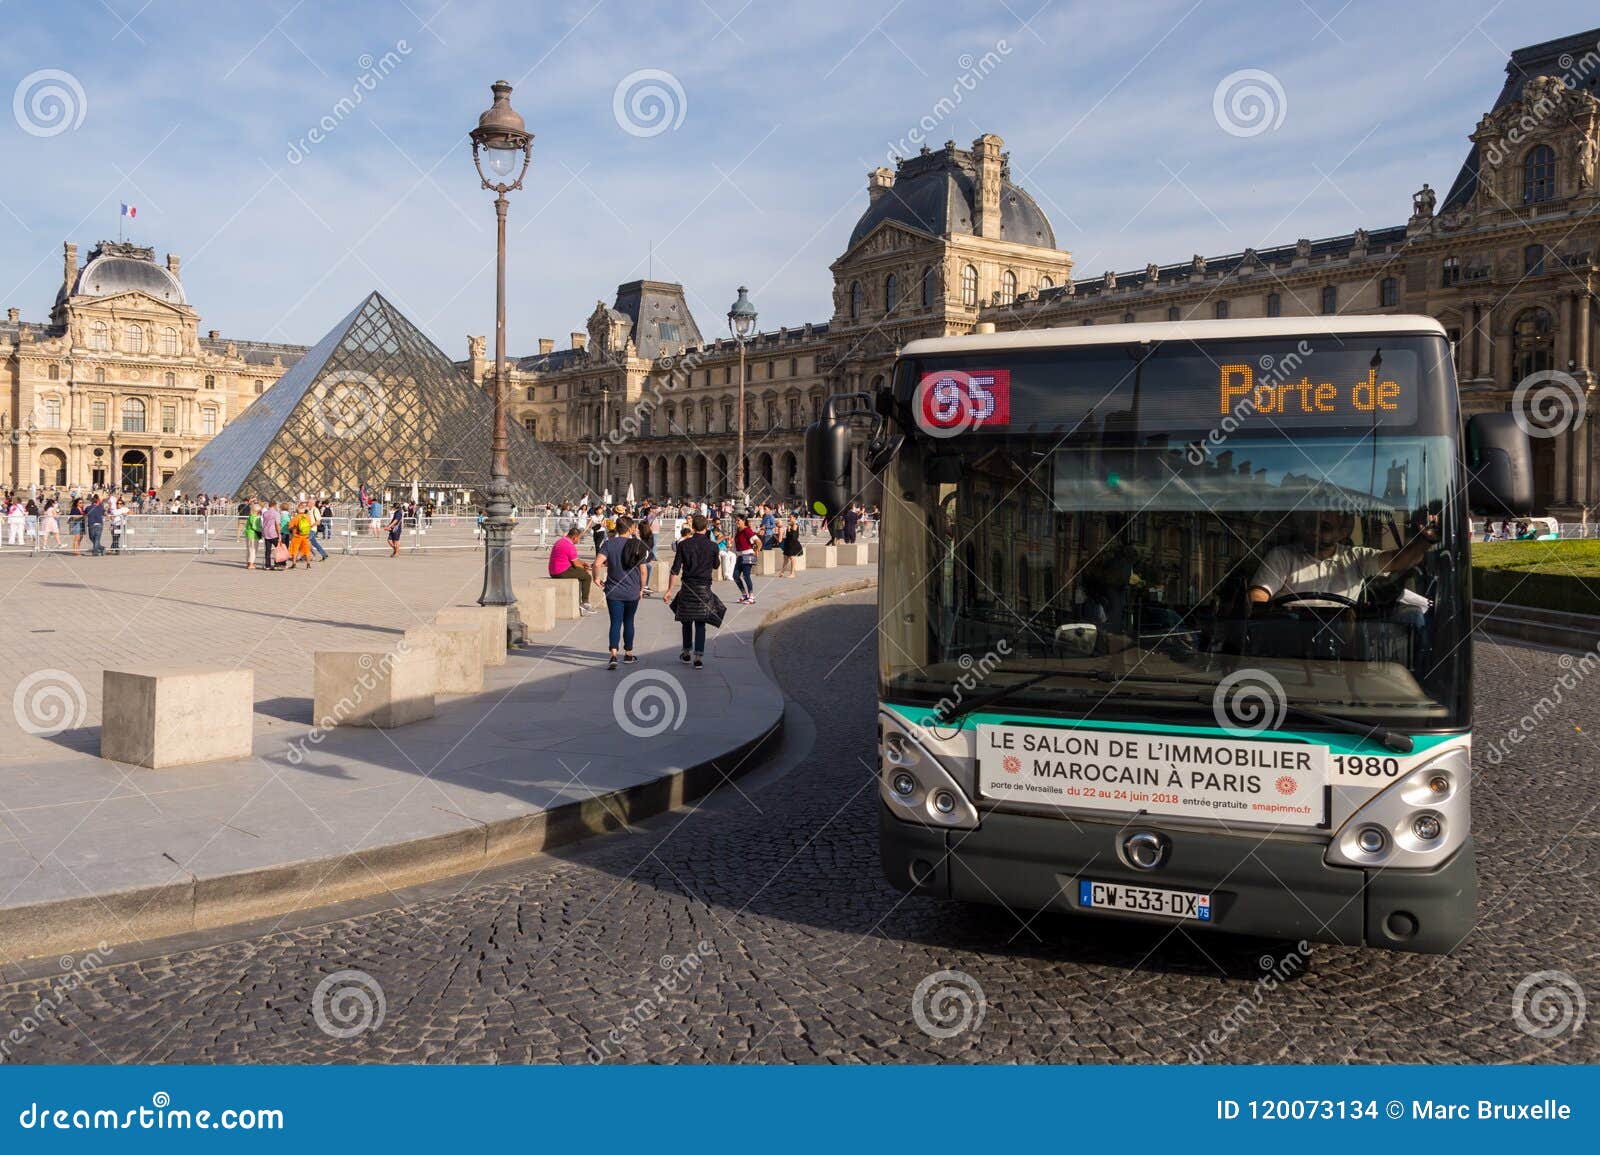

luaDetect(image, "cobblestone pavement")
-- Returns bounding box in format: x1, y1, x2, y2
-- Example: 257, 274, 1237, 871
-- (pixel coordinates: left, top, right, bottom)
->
0, 593, 1595, 1063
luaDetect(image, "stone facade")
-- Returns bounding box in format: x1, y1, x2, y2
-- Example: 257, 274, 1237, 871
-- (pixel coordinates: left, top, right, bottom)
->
1, 241, 303, 493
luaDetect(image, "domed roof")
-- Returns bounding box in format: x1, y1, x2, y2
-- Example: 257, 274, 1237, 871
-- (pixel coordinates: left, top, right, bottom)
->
847, 143, 1056, 251
69, 243, 186, 305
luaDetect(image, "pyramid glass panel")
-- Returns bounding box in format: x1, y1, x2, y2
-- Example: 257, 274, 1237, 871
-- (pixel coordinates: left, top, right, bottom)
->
165, 292, 586, 508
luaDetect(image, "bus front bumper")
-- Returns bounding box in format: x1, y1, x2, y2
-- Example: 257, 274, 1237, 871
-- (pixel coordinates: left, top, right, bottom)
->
880, 805, 1476, 954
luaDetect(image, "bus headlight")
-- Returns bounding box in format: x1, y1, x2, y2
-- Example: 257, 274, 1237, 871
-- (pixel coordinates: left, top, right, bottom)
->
878, 713, 979, 830
1326, 747, 1469, 869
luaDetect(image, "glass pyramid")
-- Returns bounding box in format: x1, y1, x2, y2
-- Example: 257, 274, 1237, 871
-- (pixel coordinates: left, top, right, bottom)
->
164, 292, 586, 507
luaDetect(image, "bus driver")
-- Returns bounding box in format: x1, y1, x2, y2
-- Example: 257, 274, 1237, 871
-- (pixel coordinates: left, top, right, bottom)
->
1248, 508, 1435, 607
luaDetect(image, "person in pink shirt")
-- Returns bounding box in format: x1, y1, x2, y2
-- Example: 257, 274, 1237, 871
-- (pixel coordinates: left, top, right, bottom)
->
548, 525, 597, 614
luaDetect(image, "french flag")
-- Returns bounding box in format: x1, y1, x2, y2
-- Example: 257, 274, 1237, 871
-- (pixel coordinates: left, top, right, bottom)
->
120, 203, 137, 219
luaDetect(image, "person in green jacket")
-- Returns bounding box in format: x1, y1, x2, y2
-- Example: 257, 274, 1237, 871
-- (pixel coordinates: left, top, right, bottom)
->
242, 501, 263, 569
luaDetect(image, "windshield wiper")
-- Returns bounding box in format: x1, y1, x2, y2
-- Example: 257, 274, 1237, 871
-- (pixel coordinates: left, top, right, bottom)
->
933, 670, 1111, 725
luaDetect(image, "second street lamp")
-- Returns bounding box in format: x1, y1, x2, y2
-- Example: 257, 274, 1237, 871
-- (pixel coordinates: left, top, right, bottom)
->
728, 286, 757, 508
469, 79, 533, 646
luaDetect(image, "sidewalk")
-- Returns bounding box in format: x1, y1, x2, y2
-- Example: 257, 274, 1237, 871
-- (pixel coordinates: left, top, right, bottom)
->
0, 547, 874, 964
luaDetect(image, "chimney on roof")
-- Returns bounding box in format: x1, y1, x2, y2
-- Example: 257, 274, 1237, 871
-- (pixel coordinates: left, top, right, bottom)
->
571, 331, 587, 351
868, 166, 895, 203
166, 253, 181, 277
208, 329, 219, 339
972, 133, 1004, 239
62, 242, 78, 298
538, 337, 555, 356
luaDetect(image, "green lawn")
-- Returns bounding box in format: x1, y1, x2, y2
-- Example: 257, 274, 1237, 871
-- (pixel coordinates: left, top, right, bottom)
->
1472, 538, 1600, 615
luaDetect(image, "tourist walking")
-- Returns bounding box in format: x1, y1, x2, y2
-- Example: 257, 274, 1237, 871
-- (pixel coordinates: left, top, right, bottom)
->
243, 502, 262, 569
781, 515, 803, 576
261, 500, 281, 570
732, 515, 760, 605
666, 514, 724, 670
68, 497, 85, 555
84, 494, 106, 556
4, 498, 23, 545
40, 498, 61, 550
109, 499, 127, 553
387, 505, 404, 557
595, 515, 646, 670
287, 503, 314, 569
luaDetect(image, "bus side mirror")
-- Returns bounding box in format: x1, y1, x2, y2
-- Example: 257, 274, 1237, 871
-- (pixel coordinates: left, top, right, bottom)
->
1465, 412, 1534, 517
804, 416, 852, 518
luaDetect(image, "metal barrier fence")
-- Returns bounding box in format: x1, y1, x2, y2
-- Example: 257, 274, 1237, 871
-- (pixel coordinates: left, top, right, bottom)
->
0, 512, 878, 557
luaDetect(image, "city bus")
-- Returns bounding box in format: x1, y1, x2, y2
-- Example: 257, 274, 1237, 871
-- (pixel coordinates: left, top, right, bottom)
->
805, 317, 1531, 953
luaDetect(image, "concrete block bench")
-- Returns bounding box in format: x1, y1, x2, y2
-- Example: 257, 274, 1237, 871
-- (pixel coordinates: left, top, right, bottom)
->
513, 583, 557, 634
403, 624, 484, 694
757, 551, 779, 576
522, 576, 582, 621
435, 605, 508, 666
867, 541, 879, 564
804, 544, 837, 569
101, 667, 254, 769
313, 648, 435, 729
836, 542, 870, 566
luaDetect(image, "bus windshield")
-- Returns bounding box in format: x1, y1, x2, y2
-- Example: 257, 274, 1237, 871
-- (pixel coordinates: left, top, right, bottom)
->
878, 334, 1470, 732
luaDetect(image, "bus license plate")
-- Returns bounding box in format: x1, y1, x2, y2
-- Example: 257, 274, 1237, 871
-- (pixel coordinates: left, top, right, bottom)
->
1078, 880, 1211, 921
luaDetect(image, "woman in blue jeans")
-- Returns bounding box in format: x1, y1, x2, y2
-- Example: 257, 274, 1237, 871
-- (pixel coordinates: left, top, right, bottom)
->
732, 515, 760, 605
595, 515, 645, 671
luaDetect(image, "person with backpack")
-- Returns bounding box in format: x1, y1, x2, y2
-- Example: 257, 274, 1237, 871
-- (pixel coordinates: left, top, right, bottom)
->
595, 515, 648, 670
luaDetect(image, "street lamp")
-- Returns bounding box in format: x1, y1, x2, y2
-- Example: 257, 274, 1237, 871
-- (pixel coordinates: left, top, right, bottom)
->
727, 285, 757, 508
469, 80, 533, 646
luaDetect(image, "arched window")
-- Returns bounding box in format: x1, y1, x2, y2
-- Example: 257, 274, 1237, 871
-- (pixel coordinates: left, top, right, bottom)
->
1380, 277, 1399, 307
1321, 285, 1338, 315
1040, 275, 1054, 290
125, 324, 144, 354
1512, 307, 1554, 384
849, 281, 862, 320
121, 398, 146, 432
160, 326, 179, 355
47, 363, 59, 380
91, 321, 109, 350
1215, 300, 1229, 319
1525, 244, 1546, 276
41, 397, 62, 428
1166, 306, 1180, 322
961, 264, 978, 307
1266, 292, 1282, 317
921, 266, 935, 307
203, 374, 215, 389
884, 273, 898, 314
164, 372, 175, 387
1000, 270, 1017, 305
1523, 145, 1557, 205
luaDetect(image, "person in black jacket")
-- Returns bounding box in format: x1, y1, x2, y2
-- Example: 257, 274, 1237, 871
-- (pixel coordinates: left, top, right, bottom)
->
666, 514, 722, 669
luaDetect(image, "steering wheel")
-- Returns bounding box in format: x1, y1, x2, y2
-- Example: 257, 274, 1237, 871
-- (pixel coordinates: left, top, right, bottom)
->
1268, 591, 1358, 612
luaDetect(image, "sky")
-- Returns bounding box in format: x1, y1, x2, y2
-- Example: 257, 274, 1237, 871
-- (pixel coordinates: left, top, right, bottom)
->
2, 0, 1597, 358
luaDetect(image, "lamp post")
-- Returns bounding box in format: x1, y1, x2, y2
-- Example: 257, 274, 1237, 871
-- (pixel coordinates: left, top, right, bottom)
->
727, 286, 757, 509
469, 80, 533, 646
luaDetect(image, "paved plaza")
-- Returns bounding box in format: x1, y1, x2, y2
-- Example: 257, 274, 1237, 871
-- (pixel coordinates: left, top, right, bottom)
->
0, 545, 872, 961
